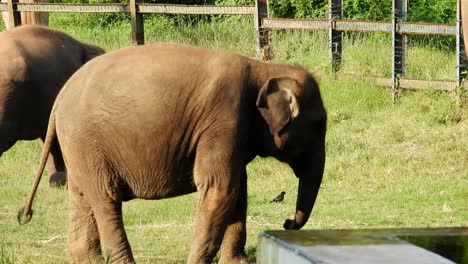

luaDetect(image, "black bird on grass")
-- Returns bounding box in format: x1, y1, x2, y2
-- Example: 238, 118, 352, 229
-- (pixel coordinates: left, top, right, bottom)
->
270, 191, 285, 203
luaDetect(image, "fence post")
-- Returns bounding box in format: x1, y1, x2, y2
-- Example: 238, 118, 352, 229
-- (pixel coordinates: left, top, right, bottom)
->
254, 0, 271, 60
329, 0, 343, 73
392, 0, 407, 101
457, 0, 468, 86
7, 0, 21, 28
130, 0, 144, 45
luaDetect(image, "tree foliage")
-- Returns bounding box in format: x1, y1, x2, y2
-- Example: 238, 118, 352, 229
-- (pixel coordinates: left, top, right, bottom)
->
408, 0, 457, 23
265, 0, 456, 22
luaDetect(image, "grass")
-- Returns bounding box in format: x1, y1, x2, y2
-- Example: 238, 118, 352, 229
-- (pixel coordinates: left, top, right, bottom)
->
0, 14, 467, 263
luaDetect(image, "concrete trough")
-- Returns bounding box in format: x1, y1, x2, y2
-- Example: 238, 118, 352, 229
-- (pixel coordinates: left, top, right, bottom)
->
257, 228, 467, 264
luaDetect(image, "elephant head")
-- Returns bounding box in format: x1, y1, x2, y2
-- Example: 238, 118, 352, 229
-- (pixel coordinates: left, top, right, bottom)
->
256, 73, 326, 230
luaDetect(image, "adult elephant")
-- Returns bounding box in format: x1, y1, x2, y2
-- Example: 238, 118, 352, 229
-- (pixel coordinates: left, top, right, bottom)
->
19, 43, 327, 263
0, 25, 104, 186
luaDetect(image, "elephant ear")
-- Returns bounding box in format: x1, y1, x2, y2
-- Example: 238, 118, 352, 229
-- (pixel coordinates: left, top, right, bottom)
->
256, 77, 300, 135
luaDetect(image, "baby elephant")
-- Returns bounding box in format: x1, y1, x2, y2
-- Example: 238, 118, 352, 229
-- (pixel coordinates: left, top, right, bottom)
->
20, 43, 327, 263
0, 25, 104, 186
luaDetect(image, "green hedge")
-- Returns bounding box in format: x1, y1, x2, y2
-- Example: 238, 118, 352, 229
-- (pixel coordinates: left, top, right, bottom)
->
213, 0, 456, 22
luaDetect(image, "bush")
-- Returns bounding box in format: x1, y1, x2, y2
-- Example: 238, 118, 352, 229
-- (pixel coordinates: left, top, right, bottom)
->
408, 0, 456, 24
343, 0, 392, 21
266, 0, 456, 22
268, 0, 327, 19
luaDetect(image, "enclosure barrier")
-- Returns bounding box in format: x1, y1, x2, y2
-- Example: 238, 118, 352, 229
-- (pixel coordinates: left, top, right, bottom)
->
1, 0, 466, 98
261, 0, 468, 98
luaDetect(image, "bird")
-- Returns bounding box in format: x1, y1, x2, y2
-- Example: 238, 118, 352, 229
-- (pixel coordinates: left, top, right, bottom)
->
270, 191, 286, 203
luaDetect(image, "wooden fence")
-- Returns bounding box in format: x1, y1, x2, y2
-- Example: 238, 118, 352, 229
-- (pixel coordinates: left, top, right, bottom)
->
1, 0, 466, 98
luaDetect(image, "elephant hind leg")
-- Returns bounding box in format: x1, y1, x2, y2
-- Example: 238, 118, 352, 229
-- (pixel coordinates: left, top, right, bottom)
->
92, 197, 135, 263
67, 178, 102, 263
0, 127, 16, 157
0, 139, 15, 157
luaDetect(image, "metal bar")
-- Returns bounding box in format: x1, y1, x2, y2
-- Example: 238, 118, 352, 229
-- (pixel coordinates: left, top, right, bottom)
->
11, 3, 255, 14
329, 0, 343, 73
393, 0, 407, 76
15, 3, 128, 13
262, 18, 328, 30
255, 0, 270, 60
461, 0, 468, 69
7, 0, 21, 28
457, 0, 468, 85
11, 3, 253, 14
392, 0, 407, 101
139, 4, 255, 15
337, 20, 456, 35
130, 0, 144, 45
335, 20, 391, 32
262, 18, 456, 35
399, 22, 456, 35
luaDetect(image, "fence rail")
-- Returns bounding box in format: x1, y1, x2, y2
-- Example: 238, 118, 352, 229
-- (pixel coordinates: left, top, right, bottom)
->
139, 4, 255, 15
0, 3, 256, 14
1, 0, 466, 97
0, 3, 129, 13
262, 18, 458, 35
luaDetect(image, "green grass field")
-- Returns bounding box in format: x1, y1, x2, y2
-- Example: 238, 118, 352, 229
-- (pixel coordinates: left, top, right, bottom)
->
0, 15, 467, 263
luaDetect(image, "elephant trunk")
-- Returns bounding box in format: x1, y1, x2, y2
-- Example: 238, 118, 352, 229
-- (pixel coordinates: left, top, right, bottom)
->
284, 149, 325, 230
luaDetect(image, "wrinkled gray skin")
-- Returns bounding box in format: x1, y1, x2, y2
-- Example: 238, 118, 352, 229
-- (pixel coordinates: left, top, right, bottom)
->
25, 43, 327, 263
0, 25, 104, 186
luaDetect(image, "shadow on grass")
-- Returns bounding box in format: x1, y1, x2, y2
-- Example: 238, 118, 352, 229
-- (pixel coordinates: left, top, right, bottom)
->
246, 246, 257, 263
212, 247, 256, 263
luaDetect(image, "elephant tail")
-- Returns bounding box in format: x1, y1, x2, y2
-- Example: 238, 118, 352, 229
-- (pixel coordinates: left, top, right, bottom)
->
17, 108, 57, 225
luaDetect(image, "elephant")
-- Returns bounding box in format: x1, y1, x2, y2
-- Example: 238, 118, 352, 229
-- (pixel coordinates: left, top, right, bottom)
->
0, 25, 105, 186
19, 43, 327, 263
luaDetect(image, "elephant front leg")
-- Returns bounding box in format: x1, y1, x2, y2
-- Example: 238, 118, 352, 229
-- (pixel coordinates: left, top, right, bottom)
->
219, 167, 248, 264
38, 137, 67, 187
67, 178, 102, 263
187, 143, 241, 263
188, 186, 239, 263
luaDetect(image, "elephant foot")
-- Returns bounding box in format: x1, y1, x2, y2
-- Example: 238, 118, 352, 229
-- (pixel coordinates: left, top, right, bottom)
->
49, 171, 67, 188
219, 253, 249, 264
68, 251, 102, 264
